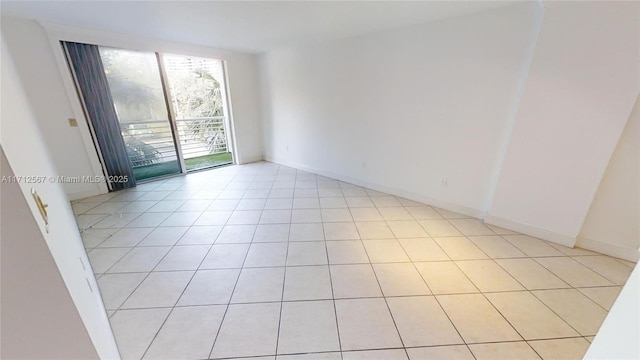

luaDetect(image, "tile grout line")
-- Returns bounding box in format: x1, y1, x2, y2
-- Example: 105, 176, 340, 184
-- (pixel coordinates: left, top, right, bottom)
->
570, 256, 631, 285
108, 187, 188, 358
352, 213, 410, 358
127, 185, 226, 360
86, 197, 168, 311
449, 256, 587, 358
319, 203, 344, 360
119, 171, 231, 359
441, 253, 532, 353
389, 221, 478, 360
489, 255, 617, 315
399, 233, 480, 359
272, 176, 288, 358
207, 169, 263, 359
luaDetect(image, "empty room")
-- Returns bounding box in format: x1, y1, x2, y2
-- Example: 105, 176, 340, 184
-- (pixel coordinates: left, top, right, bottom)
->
1, 1, 638, 360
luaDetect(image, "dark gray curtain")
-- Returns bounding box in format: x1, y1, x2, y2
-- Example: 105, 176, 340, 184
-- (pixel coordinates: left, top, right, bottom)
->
63, 41, 135, 190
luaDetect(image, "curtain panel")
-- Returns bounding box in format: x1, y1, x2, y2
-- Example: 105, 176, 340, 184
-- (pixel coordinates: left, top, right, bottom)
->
63, 41, 135, 190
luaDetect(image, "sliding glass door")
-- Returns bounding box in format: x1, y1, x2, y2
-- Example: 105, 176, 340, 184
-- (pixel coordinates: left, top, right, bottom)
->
163, 54, 233, 171
64, 42, 234, 186
99, 48, 182, 181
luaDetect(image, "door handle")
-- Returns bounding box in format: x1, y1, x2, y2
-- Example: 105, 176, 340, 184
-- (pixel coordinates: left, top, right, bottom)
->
31, 188, 49, 233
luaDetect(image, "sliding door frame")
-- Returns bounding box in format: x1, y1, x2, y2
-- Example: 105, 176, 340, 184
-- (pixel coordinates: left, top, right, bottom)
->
156, 52, 188, 176
220, 60, 238, 162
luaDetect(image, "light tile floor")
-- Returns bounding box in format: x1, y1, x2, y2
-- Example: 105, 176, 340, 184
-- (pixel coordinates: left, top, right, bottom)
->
73, 162, 636, 360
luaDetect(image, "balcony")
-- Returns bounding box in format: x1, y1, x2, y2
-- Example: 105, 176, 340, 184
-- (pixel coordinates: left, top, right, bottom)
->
121, 116, 232, 181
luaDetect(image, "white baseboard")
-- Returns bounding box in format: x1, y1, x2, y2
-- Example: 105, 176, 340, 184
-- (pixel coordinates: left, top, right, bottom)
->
484, 214, 576, 248
577, 236, 640, 263
265, 156, 487, 219
236, 154, 264, 165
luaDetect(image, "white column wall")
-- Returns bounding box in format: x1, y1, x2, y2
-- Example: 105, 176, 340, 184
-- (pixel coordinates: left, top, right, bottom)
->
486, 1, 639, 246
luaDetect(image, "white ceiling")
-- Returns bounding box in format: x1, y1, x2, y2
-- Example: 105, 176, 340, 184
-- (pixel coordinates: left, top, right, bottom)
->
0, 1, 519, 53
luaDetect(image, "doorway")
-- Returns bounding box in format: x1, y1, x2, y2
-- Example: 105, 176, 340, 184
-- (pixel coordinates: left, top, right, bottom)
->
64, 43, 235, 186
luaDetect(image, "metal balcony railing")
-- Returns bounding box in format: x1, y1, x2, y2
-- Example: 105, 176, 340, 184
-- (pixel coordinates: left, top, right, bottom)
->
120, 116, 228, 168
175, 117, 228, 158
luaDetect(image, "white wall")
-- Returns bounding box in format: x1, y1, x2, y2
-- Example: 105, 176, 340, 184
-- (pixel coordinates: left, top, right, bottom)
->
1, 16, 100, 199
0, 17, 263, 200
1, 148, 100, 360
1, 33, 119, 358
584, 265, 639, 359
487, 1, 640, 247
261, 3, 542, 217
226, 52, 263, 164
577, 97, 639, 262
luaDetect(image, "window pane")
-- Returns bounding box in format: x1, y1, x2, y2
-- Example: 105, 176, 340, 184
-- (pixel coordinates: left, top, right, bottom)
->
100, 48, 169, 122
163, 54, 225, 119
100, 47, 181, 181
163, 54, 232, 171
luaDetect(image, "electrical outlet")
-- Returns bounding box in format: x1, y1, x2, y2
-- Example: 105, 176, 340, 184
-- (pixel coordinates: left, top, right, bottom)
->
441, 178, 448, 187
